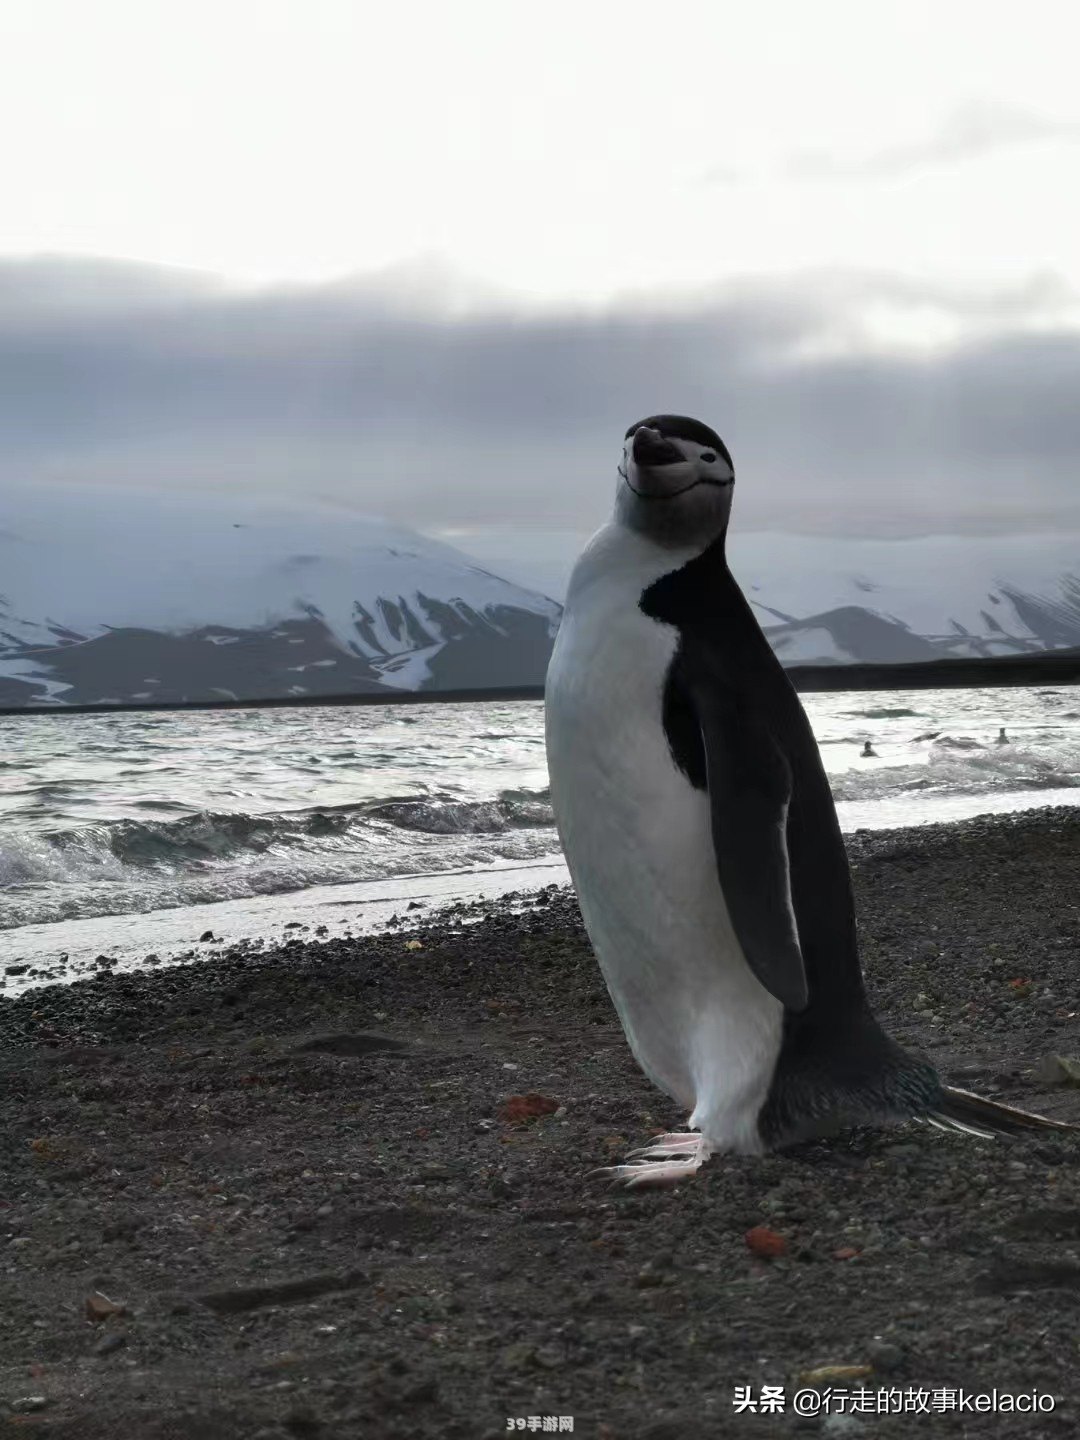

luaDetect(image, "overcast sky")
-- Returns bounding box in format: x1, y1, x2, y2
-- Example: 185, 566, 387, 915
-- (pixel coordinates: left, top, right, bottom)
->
2, 0, 1079, 596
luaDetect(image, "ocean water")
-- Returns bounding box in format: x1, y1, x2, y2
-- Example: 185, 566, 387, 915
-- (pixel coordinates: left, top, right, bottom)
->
2, 689, 1079, 984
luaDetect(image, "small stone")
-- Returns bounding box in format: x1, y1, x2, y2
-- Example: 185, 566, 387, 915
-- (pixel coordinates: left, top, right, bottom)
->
635, 1266, 664, 1288
284, 1406, 321, 1433
501, 1342, 534, 1369
405, 1376, 439, 1402
266, 1351, 303, 1370
867, 1339, 905, 1373
496, 1094, 559, 1125
95, 1333, 128, 1356
86, 1291, 126, 1323
418, 1164, 450, 1182
199, 931, 215, 942
103, 1215, 141, 1243
9, 1398, 50, 1413
1033, 1055, 1080, 1086
745, 1226, 787, 1259
798, 1364, 874, 1386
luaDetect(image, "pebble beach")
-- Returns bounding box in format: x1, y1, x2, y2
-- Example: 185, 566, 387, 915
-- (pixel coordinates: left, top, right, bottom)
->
3, 807, 1080, 1438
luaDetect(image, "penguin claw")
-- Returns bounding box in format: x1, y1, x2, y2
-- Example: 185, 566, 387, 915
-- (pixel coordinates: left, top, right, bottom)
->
626, 1131, 701, 1158
626, 1145, 698, 1161
592, 1159, 705, 1189
590, 1132, 710, 1189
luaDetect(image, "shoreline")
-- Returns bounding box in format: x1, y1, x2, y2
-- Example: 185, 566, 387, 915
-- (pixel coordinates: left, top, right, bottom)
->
0, 857, 571, 998
3, 806, 1080, 1437
7, 793, 1080, 997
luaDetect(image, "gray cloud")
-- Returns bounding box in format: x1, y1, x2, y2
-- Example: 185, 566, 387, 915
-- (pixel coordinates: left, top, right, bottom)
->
788, 100, 1080, 180
1, 255, 1079, 546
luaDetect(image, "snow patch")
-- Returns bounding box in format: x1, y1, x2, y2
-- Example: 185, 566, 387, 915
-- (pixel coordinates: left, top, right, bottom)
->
0, 659, 73, 702
371, 643, 445, 690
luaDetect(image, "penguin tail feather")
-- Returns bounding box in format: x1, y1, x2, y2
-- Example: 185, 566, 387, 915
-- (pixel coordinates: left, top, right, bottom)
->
926, 1085, 1078, 1139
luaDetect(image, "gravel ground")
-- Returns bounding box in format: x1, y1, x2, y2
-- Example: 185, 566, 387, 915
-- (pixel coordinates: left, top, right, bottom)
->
2, 806, 1080, 1439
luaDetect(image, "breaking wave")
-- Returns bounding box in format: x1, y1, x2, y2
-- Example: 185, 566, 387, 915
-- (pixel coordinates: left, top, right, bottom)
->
0, 787, 557, 929
5, 688, 1078, 938
368, 790, 552, 833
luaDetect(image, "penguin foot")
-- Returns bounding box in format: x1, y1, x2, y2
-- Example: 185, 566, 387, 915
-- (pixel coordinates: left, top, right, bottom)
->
626, 1131, 703, 1159
591, 1132, 710, 1189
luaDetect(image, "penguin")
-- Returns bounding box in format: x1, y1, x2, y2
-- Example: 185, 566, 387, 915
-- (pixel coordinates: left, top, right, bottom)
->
861, 740, 877, 758
996, 727, 1010, 746
544, 414, 1074, 1187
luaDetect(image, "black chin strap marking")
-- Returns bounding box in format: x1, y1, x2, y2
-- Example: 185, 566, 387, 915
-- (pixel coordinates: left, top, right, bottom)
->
618, 466, 733, 501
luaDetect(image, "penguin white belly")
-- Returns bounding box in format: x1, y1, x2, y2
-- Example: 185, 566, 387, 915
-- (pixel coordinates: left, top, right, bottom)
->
546, 543, 783, 1154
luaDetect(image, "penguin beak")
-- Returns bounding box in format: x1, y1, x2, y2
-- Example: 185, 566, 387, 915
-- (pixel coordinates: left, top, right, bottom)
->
632, 426, 683, 468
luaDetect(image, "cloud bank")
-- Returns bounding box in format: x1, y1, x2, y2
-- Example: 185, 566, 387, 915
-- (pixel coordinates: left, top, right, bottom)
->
2, 255, 1079, 542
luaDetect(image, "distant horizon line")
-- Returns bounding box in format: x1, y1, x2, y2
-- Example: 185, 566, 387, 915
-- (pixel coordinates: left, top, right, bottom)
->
5, 649, 1080, 719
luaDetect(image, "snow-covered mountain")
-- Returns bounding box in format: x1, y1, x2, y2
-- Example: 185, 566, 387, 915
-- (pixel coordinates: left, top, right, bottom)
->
725, 533, 1080, 667
0, 483, 562, 707
2, 484, 1079, 710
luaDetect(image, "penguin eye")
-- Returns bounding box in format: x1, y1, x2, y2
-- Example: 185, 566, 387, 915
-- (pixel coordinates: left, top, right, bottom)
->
700, 451, 717, 464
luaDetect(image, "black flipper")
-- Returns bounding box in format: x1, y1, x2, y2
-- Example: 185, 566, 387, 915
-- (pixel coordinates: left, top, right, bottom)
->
930, 1086, 1079, 1138
691, 685, 809, 1013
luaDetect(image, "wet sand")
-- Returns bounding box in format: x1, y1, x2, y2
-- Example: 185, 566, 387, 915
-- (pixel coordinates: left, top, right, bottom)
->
2, 808, 1080, 1438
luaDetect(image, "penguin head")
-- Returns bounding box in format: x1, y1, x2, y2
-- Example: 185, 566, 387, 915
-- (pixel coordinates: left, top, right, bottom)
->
615, 414, 735, 547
